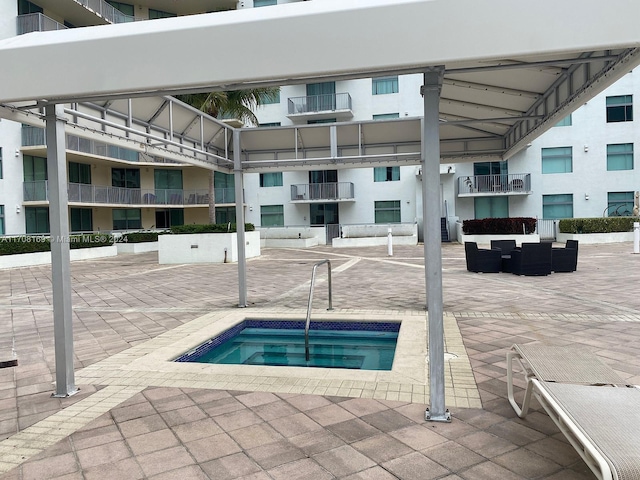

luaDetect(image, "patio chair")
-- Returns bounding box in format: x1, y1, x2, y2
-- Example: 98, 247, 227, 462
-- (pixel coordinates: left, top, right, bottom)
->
464, 241, 502, 273
552, 240, 579, 272
510, 242, 552, 276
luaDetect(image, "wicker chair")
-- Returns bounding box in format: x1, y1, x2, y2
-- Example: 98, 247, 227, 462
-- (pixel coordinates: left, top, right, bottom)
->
510, 242, 552, 276
552, 240, 579, 272
464, 242, 502, 273
491, 239, 517, 272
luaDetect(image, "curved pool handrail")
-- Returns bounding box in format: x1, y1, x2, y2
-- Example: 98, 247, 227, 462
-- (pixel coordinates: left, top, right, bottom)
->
305, 259, 333, 361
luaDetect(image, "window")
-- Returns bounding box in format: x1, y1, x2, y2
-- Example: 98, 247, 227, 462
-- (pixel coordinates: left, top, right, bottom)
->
606, 95, 633, 122
374, 166, 400, 182
541, 147, 572, 174
542, 194, 573, 219
68, 162, 91, 184
259, 122, 281, 127
607, 192, 634, 217
214, 171, 235, 203
474, 197, 508, 219
374, 201, 401, 223
0, 148, 2, 179
155, 209, 184, 229
18, 0, 42, 15
261, 205, 284, 226
306, 82, 336, 111
260, 89, 280, 105
106, 1, 134, 15
373, 113, 400, 120
23, 155, 47, 181
607, 143, 634, 171
310, 204, 338, 226
0, 205, 4, 235
112, 168, 140, 188
372, 76, 399, 95
260, 172, 283, 187
149, 8, 176, 19
25, 207, 49, 234
70, 208, 93, 232
112, 209, 141, 230
555, 114, 572, 127
215, 207, 236, 224
154, 169, 183, 189
254, 0, 277, 6
307, 118, 336, 124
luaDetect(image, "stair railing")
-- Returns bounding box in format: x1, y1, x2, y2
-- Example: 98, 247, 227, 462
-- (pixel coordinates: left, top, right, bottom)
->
305, 260, 333, 361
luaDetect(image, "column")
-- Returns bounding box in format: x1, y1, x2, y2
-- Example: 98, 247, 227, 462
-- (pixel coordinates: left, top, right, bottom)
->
233, 129, 248, 307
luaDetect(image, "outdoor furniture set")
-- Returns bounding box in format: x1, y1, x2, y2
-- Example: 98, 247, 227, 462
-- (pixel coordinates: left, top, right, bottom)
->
464, 240, 578, 275
507, 344, 640, 480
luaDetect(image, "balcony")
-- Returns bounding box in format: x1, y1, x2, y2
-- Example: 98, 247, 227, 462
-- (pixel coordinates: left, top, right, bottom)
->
287, 93, 353, 121
17, 13, 68, 35
290, 183, 355, 202
23, 181, 239, 206
457, 174, 532, 197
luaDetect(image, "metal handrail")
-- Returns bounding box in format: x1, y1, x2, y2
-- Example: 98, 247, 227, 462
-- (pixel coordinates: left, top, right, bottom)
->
304, 259, 333, 361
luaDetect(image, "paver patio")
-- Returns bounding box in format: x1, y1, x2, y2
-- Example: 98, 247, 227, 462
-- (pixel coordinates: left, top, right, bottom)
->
1, 241, 639, 479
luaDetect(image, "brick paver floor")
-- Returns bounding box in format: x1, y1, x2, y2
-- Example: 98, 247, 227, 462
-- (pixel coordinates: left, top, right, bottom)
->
1, 241, 640, 479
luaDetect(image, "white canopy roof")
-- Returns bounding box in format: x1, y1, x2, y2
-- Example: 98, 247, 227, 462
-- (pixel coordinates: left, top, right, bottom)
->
1, 0, 639, 162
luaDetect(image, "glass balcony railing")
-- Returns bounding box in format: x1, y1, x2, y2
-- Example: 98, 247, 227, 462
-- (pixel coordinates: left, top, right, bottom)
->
457, 173, 532, 195
17, 13, 68, 35
290, 182, 355, 201
288, 93, 352, 115
23, 181, 239, 206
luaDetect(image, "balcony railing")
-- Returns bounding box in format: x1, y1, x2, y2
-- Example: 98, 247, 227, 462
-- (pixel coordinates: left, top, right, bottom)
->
288, 93, 352, 115
458, 174, 531, 196
290, 182, 355, 201
23, 181, 238, 206
17, 13, 68, 35
75, 0, 141, 23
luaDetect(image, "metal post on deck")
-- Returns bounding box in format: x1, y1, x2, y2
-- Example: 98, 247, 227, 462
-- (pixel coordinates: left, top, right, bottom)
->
421, 68, 450, 422
45, 104, 78, 398
233, 129, 248, 307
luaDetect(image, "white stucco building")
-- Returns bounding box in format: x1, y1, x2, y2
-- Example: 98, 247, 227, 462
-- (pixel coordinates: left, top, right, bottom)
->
0, 0, 637, 242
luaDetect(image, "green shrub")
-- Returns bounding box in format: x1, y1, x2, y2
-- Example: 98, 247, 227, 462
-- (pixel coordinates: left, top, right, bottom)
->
558, 217, 640, 234
169, 223, 255, 234
462, 217, 537, 235
121, 231, 160, 243
0, 234, 114, 256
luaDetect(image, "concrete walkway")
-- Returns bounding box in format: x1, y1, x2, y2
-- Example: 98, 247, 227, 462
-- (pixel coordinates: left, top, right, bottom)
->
1, 242, 640, 479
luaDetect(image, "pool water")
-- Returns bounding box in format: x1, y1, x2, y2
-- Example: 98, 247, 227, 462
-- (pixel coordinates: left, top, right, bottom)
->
174, 320, 399, 370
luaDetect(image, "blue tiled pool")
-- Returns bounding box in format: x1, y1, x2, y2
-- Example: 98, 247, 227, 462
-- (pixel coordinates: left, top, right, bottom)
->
174, 319, 400, 370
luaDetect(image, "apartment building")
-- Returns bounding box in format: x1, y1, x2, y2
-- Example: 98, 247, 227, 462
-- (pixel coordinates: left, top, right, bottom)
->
0, 0, 637, 240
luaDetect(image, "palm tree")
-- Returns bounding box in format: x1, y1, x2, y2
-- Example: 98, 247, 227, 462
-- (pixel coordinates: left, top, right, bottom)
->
177, 88, 280, 223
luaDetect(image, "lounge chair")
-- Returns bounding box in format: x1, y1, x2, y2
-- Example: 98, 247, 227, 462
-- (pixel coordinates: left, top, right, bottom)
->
464, 241, 502, 273
552, 239, 578, 272
510, 242, 552, 276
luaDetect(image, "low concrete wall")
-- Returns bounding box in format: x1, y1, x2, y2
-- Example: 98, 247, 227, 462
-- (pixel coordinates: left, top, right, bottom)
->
116, 241, 159, 254
263, 238, 319, 248
0, 245, 118, 270
258, 226, 326, 246
458, 233, 540, 246
158, 231, 260, 264
341, 224, 416, 238
557, 232, 634, 244
332, 234, 418, 248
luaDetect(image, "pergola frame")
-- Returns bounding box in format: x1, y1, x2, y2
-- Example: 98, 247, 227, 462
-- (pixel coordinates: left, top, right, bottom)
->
1, 0, 639, 421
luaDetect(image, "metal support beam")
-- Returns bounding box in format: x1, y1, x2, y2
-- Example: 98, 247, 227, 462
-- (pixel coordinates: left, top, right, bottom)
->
233, 130, 248, 308
45, 104, 78, 398
421, 68, 450, 423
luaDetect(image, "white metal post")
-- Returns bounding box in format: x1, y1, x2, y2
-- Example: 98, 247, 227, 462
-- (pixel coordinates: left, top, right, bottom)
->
45, 104, 78, 398
387, 227, 393, 256
422, 68, 450, 422
233, 129, 248, 307
634, 222, 639, 254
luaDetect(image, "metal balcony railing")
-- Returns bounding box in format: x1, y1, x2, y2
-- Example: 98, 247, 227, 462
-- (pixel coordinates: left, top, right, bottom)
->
290, 182, 355, 201
17, 13, 68, 35
74, 0, 141, 23
288, 93, 352, 115
23, 181, 238, 206
458, 173, 531, 195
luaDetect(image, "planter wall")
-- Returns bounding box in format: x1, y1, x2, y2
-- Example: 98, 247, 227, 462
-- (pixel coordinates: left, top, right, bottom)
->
0, 245, 118, 270
117, 241, 159, 254
158, 231, 260, 264
557, 232, 634, 244
258, 226, 326, 246
332, 234, 418, 248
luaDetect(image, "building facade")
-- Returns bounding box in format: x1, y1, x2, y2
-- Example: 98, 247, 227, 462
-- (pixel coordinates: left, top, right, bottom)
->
0, 0, 637, 239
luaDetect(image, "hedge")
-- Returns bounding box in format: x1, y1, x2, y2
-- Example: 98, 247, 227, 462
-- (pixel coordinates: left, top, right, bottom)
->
0, 234, 114, 256
121, 231, 162, 243
169, 223, 255, 234
462, 217, 537, 235
558, 217, 640, 234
